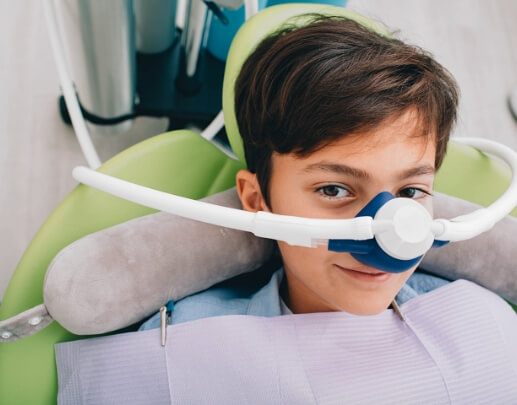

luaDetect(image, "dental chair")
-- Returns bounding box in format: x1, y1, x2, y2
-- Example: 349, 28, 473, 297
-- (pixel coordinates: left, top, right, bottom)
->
1, 4, 515, 404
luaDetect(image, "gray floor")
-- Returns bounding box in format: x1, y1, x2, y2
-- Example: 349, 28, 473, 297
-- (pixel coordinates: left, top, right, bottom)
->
1, 0, 516, 300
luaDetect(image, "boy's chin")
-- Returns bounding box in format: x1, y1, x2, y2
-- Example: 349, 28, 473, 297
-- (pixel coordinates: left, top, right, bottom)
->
341, 298, 396, 316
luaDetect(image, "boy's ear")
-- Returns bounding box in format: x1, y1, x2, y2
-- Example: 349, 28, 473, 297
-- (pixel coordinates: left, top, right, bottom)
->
235, 169, 268, 212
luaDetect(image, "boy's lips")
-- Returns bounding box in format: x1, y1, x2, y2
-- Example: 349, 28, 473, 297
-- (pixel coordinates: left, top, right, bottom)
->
333, 264, 392, 282
334, 264, 386, 275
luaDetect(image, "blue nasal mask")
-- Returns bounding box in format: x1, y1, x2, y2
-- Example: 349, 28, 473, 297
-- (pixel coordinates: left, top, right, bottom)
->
328, 192, 448, 273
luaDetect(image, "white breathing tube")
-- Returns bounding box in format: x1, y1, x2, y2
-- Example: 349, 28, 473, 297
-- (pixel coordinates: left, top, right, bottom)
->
72, 136, 517, 252
73, 165, 375, 246
434, 137, 517, 241
43, 0, 101, 169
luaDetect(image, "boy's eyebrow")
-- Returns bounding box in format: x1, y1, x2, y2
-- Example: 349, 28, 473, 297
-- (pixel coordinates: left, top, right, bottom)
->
302, 161, 435, 180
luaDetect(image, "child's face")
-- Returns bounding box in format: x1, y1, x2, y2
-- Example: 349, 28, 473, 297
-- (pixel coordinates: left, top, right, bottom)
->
237, 110, 436, 315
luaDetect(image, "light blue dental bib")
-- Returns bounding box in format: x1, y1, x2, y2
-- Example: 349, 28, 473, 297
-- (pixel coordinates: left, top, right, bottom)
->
56, 280, 517, 404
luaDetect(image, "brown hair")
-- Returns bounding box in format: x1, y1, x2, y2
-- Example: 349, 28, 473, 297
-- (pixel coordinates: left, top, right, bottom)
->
234, 14, 460, 206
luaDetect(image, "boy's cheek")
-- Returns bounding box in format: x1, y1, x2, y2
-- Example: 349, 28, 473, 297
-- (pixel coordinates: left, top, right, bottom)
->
277, 241, 330, 271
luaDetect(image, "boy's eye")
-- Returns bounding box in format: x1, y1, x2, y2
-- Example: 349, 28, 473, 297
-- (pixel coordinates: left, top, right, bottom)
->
315, 185, 431, 201
316, 185, 351, 200
397, 187, 430, 199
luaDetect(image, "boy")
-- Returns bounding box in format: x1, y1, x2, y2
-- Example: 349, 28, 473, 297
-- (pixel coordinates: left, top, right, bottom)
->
49, 11, 517, 405
141, 13, 457, 326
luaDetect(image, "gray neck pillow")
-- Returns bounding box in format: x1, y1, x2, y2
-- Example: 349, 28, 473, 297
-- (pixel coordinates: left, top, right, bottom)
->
43, 188, 517, 335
